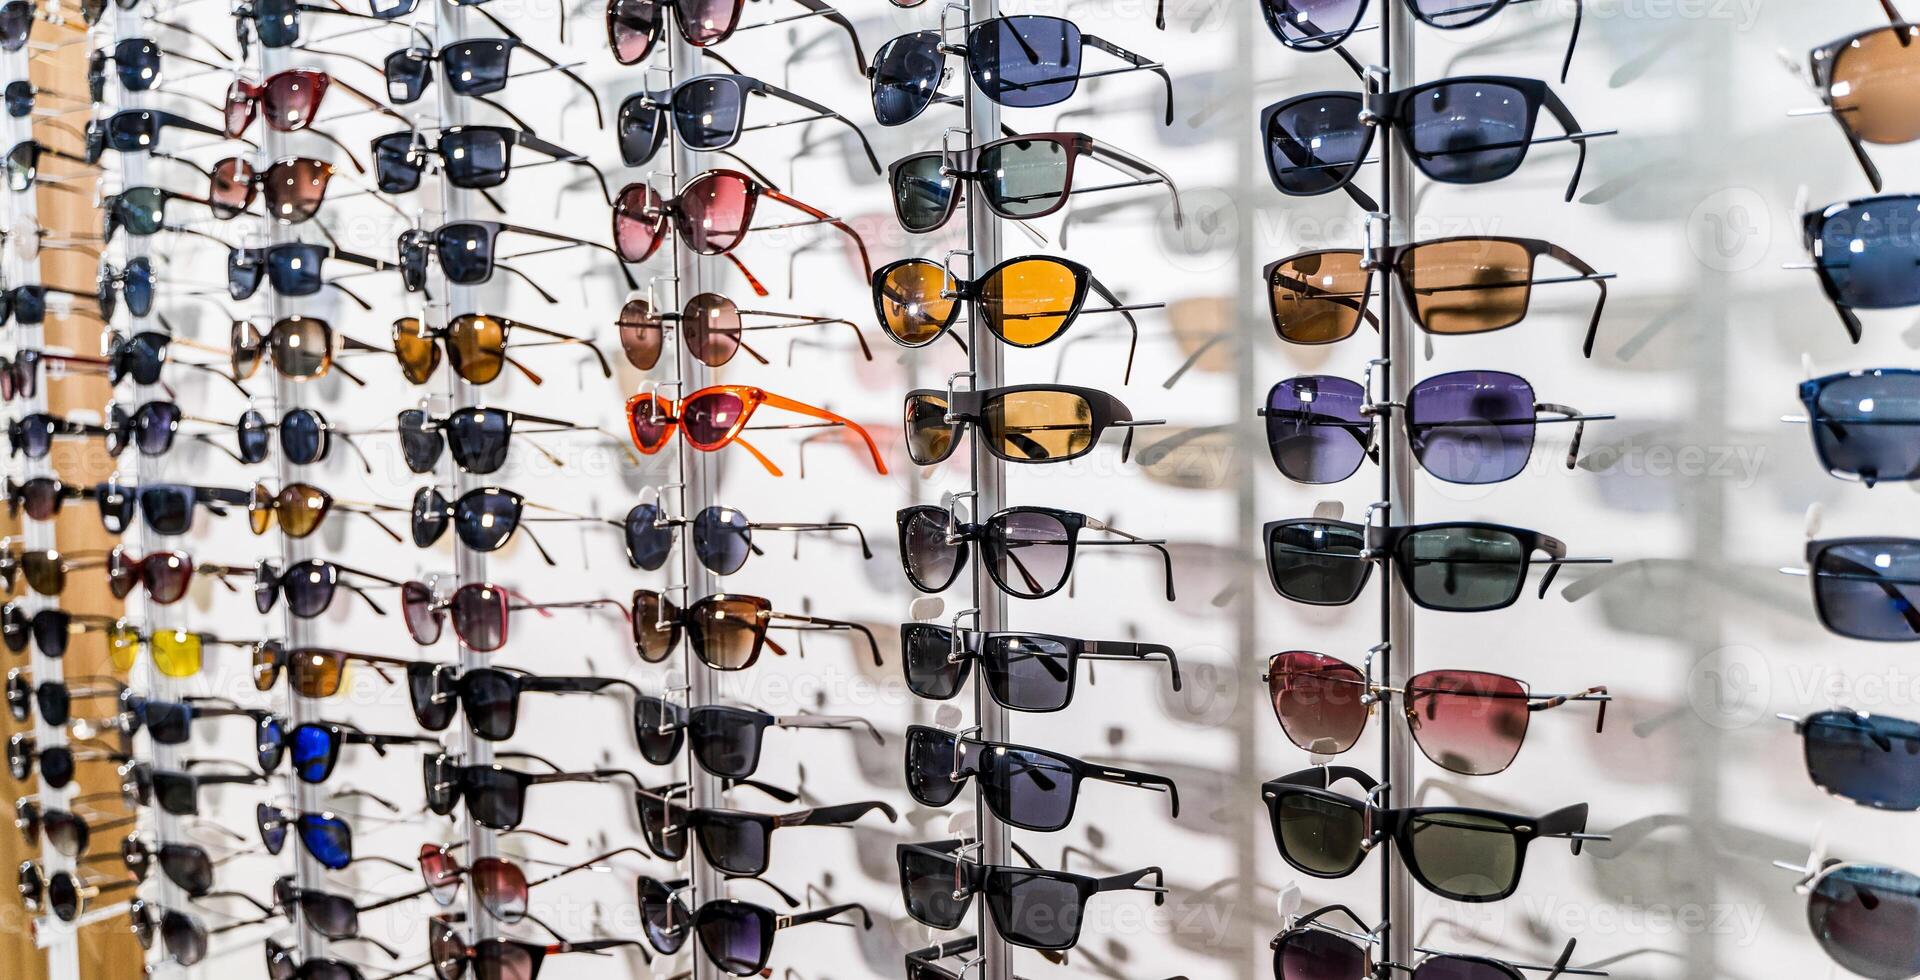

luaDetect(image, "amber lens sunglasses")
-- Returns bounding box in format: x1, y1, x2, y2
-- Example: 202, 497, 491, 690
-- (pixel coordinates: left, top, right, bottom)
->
625, 385, 887, 477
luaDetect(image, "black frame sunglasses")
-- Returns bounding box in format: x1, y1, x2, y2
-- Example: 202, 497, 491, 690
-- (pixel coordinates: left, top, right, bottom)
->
622, 501, 873, 575
1261, 517, 1605, 612
1270, 904, 1605, 980
904, 724, 1179, 832
372, 125, 612, 201
422, 755, 641, 830
868, 17, 1172, 127
631, 696, 882, 779
897, 838, 1166, 951
904, 383, 1158, 466
887, 130, 1182, 234
898, 621, 1181, 711
1259, 0, 1582, 81
896, 503, 1175, 601
397, 406, 585, 475
406, 663, 635, 741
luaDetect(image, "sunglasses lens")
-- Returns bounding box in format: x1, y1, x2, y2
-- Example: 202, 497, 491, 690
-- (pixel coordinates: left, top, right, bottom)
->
298, 814, 352, 869
633, 696, 683, 764
872, 32, 943, 125
460, 669, 518, 739
1408, 81, 1534, 182
903, 726, 965, 806
452, 489, 520, 552
1267, 520, 1368, 604
1405, 811, 1519, 900
1265, 376, 1369, 483
447, 408, 512, 474
1400, 525, 1526, 611
152, 630, 203, 678
1263, 0, 1363, 47
671, 77, 741, 151
48, 871, 79, 920
418, 845, 460, 905
421, 754, 459, 816
616, 95, 665, 165
161, 846, 214, 896
694, 901, 768, 976
472, 858, 529, 922
209, 156, 256, 217
436, 223, 495, 284
295, 649, 349, 698
372, 132, 425, 192
981, 258, 1080, 346
1406, 670, 1530, 775
153, 772, 196, 815
607, 0, 660, 64
1406, 370, 1535, 485
969, 16, 1078, 106
636, 793, 688, 860
689, 708, 760, 778
291, 724, 337, 783
682, 292, 742, 367
1805, 372, 1920, 484
613, 184, 666, 263
1276, 926, 1367, 980
1401, 238, 1534, 335
402, 581, 441, 644
257, 804, 288, 853
443, 39, 514, 96
903, 393, 957, 466
624, 505, 675, 572
898, 845, 970, 928
266, 243, 327, 295
984, 389, 1093, 462
690, 506, 751, 575
987, 510, 1071, 598
1271, 789, 1366, 875
446, 314, 507, 384
270, 316, 333, 378
136, 484, 193, 535
393, 316, 441, 383
412, 487, 451, 547
468, 767, 527, 829
1268, 652, 1368, 755
639, 878, 689, 954
451, 584, 507, 651
892, 154, 953, 233
700, 815, 767, 876
282, 561, 338, 618
163, 910, 208, 965
41, 747, 73, 787
987, 874, 1085, 949
983, 744, 1075, 831
398, 409, 442, 473
304, 892, 358, 938
279, 409, 329, 465
679, 173, 749, 254
1809, 865, 1920, 980
681, 391, 743, 448
1829, 31, 1920, 145
980, 633, 1073, 711
1819, 198, 1920, 315
900, 506, 963, 592
1265, 94, 1366, 196
280, 484, 329, 538
616, 299, 664, 370
977, 138, 1071, 219
399, 231, 429, 291
250, 641, 282, 692
1268, 251, 1367, 344
1804, 710, 1920, 810
383, 48, 431, 102
687, 598, 761, 669
875, 260, 956, 345
437, 128, 509, 189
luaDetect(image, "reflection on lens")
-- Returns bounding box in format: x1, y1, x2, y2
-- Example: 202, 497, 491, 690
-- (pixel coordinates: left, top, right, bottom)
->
977, 137, 1071, 219
1809, 865, 1920, 980
1268, 250, 1368, 344
984, 390, 1091, 462
1832, 30, 1920, 145
875, 260, 956, 346
1274, 791, 1366, 875
981, 258, 1080, 346
1264, 376, 1370, 483
1266, 520, 1368, 604
1404, 811, 1517, 899
1804, 710, 1920, 811
1268, 651, 1368, 755
1405, 370, 1535, 485
1398, 525, 1525, 611
1405, 82, 1532, 184
1402, 239, 1532, 335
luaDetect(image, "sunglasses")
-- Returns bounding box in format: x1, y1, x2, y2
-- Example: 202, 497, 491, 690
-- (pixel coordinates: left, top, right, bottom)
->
104, 547, 246, 606
1265, 650, 1607, 776
225, 69, 399, 162
623, 501, 871, 575
97, 259, 156, 318
6, 476, 91, 519
1801, 536, 1920, 640
1264, 236, 1611, 353
629, 589, 881, 669
1, 603, 114, 656
616, 292, 870, 370
870, 17, 1172, 126
872, 256, 1153, 380
898, 838, 1164, 951
632, 696, 881, 779
1264, 518, 1603, 612
612, 170, 871, 281
371, 126, 611, 200
151, 768, 269, 816
906, 383, 1157, 466
130, 900, 215, 967
905, 725, 1177, 831
1800, 194, 1920, 343
0, 282, 101, 325
103, 186, 226, 240
7, 670, 119, 725
2, 350, 109, 402
7, 413, 106, 459
1262, 75, 1605, 210
228, 242, 387, 302
1272, 904, 1603, 980
605, 0, 862, 67
402, 581, 626, 651
89, 38, 226, 102
630, 888, 868, 975
398, 220, 639, 292
384, 37, 603, 123
899, 622, 1181, 712
255, 803, 357, 869
626, 384, 888, 477
1264, 765, 1595, 901
83, 108, 239, 165
1809, 16, 1920, 192
254, 558, 403, 618
622, 73, 880, 174
1779, 859, 1920, 980
101, 329, 246, 392
256, 717, 437, 783
636, 788, 895, 876
266, 873, 427, 942
99, 401, 228, 459
408, 664, 634, 740
14, 794, 136, 857
119, 692, 264, 743
5, 138, 89, 191
428, 917, 649, 980
391, 313, 611, 387
889, 131, 1181, 234
0, 548, 108, 595
230, 315, 382, 386
419, 843, 643, 923
1793, 368, 1920, 485
1260, 371, 1609, 485
8, 733, 123, 787
1781, 708, 1920, 811
897, 503, 1175, 600
121, 838, 225, 897
209, 156, 350, 224
110, 626, 265, 677
411, 486, 610, 564
249, 644, 413, 698
398, 407, 587, 475
423, 756, 639, 830
20, 865, 137, 922
248, 481, 405, 542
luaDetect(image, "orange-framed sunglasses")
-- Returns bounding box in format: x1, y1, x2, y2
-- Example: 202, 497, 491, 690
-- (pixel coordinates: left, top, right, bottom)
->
625, 384, 886, 478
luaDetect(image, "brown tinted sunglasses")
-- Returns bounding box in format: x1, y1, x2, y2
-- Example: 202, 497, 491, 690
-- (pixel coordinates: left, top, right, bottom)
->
1264, 236, 1612, 356
392, 314, 611, 386
2, 549, 108, 595
249, 642, 414, 698
629, 590, 881, 670
246, 481, 404, 542
230, 316, 388, 386
616, 293, 870, 370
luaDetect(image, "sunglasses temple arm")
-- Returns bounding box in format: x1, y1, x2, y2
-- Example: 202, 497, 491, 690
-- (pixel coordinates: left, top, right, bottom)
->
771, 613, 883, 666
777, 901, 872, 932
1531, 403, 1613, 468
516, 131, 616, 206
775, 713, 885, 745
1095, 865, 1169, 904
508, 321, 614, 378
1091, 140, 1182, 228
1078, 274, 1140, 385
753, 521, 872, 558
1530, 685, 1611, 733
1081, 35, 1173, 126
1090, 763, 1180, 818
515, 42, 604, 126
760, 187, 872, 279
780, 799, 898, 828
1081, 641, 1182, 691
756, 390, 888, 474
759, 80, 882, 175
1079, 521, 1176, 602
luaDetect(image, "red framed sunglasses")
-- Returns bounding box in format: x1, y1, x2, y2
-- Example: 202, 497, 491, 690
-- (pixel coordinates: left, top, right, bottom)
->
612, 169, 871, 293
625, 384, 886, 477
224, 69, 403, 171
